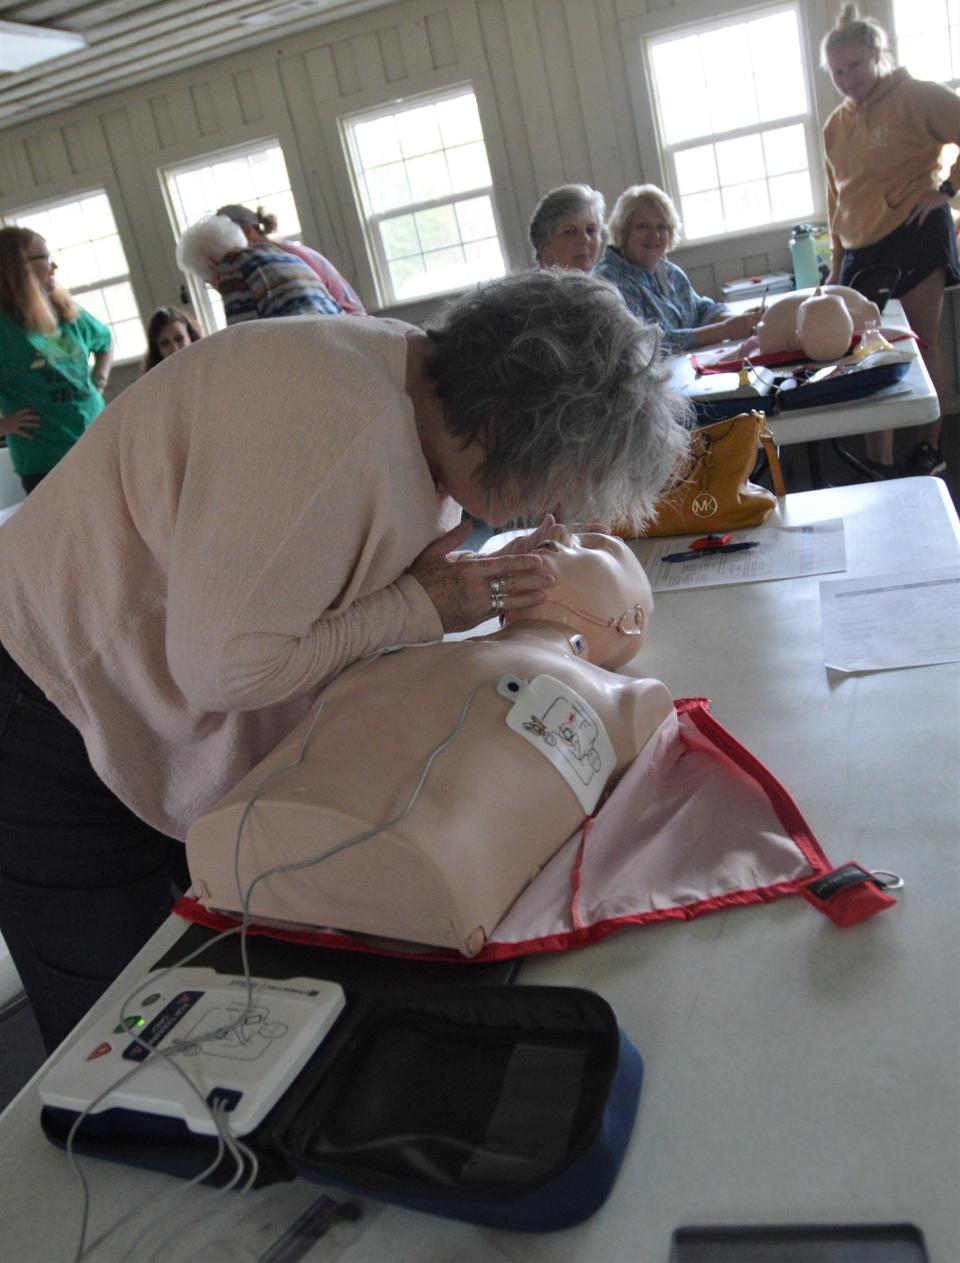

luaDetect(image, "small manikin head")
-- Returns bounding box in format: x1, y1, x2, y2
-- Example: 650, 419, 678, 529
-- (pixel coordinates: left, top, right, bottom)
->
503, 526, 653, 669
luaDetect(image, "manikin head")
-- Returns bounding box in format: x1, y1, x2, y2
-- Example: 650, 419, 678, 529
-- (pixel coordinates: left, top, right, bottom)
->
502, 527, 653, 671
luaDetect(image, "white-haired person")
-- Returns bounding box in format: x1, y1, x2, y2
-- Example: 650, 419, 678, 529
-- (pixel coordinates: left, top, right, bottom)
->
822, 4, 960, 478
176, 214, 345, 324
528, 184, 606, 272
0, 269, 691, 1051
595, 185, 760, 352
216, 203, 366, 315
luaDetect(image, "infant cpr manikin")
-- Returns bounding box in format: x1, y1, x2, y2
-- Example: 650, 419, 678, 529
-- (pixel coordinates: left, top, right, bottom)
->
186, 531, 674, 956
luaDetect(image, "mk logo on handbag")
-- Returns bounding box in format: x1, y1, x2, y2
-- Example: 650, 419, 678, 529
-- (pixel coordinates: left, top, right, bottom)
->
691, 492, 719, 517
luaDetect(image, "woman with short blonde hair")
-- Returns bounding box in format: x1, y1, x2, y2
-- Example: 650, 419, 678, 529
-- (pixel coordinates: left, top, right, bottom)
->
596, 185, 759, 352
820, 2, 960, 477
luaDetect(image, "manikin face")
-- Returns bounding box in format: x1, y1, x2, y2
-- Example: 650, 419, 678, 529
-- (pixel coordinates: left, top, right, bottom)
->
623, 204, 672, 271
26, 234, 57, 294
538, 210, 603, 272
826, 40, 881, 104
505, 527, 654, 669
156, 319, 192, 359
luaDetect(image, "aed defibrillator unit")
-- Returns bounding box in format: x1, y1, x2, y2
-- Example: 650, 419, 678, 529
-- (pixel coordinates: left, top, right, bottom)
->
40, 972, 644, 1232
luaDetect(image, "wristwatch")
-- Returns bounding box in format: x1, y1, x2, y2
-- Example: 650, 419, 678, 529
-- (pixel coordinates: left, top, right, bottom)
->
939, 178, 956, 198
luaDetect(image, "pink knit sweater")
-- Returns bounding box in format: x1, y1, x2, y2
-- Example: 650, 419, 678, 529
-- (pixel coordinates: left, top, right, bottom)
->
0, 316, 456, 838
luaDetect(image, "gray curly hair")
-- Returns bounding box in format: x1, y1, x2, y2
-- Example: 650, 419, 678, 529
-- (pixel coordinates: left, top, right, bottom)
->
528, 184, 606, 263
176, 215, 246, 284
423, 269, 692, 529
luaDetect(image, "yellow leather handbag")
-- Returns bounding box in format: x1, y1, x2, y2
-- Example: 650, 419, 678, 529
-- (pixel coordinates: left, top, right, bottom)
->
619, 411, 785, 539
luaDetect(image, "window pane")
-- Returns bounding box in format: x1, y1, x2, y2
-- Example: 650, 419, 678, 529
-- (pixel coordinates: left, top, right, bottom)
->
715, 134, 765, 186
407, 151, 451, 202
381, 214, 419, 259
365, 162, 413, 214
93, 235, 128, 281
79, 193, 116, 236
112, 318, 147, 361
390, 255, 426, 295
77, 287, 109, 323
769, 171, 814, 222
898, 30, 951, 80
680, 189, 724, 239
464, 236, 504, 278
651, 39, 710, 145
675, 144, 719, 196
250, 146, 291, 196
446, 141, 490, 193
436, 93, 483, 146
101, 281, 140, 323
59, 241, 99, 287
398, 104, 442, 158
354, 115, 401, 168
455, 195, 496, 242
415, 204, 459, 251
755, 65, 806, 120
424, 244, 465, 274
722, 179, 770, 231
762, 124, 808, 176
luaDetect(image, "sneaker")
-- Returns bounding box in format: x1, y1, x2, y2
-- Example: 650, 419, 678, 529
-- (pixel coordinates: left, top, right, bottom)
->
903, 441, 947, 476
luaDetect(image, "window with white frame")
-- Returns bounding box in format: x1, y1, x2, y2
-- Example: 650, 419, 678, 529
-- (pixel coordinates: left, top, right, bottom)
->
891, 0, 960, 185
163, 140, 302, 332
5, 190, 146, 361
645, 4, 818, 241
892, 0, 960, 87
342, 86, 506, 305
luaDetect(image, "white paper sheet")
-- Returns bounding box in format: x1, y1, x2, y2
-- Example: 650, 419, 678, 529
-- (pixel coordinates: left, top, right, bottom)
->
819, 566, 960, 673
646, 519, 847, 591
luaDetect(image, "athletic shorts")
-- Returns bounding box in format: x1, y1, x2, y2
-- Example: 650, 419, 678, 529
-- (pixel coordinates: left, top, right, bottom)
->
839, 203, 960, 297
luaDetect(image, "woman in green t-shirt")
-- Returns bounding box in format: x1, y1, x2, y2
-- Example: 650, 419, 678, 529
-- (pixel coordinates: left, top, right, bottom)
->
0, 226, 113, 494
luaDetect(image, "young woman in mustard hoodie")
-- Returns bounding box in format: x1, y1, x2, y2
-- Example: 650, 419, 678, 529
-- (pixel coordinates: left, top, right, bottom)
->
822, 4, 960, 478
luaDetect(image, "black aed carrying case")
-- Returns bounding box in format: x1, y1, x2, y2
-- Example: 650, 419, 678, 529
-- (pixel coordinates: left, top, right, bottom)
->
41, 985, 644, 1232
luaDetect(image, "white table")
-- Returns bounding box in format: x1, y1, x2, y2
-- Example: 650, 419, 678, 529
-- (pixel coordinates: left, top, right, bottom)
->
673, 299, 939, 449
1, 479, 958, 1262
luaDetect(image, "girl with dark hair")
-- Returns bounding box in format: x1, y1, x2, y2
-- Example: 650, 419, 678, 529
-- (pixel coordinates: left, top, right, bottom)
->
141, 305, 202, 373
0, 226, 113, 493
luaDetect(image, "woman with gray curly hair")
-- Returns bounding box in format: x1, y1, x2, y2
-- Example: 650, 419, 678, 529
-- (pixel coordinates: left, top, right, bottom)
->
0, 266, 690, 1051
528, 183, 606, 271
596, 184, 760, 352
176, 214, 344, 323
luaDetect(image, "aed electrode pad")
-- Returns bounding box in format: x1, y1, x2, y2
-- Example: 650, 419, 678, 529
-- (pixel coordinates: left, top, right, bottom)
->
498, 674, 615, 814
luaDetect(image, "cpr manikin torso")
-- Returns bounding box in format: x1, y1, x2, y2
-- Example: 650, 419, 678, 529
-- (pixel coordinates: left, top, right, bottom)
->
186, 532, 673, 955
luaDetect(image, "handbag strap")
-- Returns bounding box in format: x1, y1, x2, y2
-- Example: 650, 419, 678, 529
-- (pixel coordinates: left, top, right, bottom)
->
758, 422, 786, 498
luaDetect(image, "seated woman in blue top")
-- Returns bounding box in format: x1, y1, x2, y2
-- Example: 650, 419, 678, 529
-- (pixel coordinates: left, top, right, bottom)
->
595, 185, 759, 353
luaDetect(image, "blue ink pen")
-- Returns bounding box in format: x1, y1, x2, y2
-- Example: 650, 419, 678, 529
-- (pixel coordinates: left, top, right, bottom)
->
663, 541, 760, 563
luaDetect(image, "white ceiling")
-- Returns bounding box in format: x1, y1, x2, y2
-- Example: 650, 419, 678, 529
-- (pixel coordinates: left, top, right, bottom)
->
0, 0, 397, 130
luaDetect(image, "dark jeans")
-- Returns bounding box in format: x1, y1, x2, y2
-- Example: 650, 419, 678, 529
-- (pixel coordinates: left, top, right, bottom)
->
0, 643, 189, 1052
